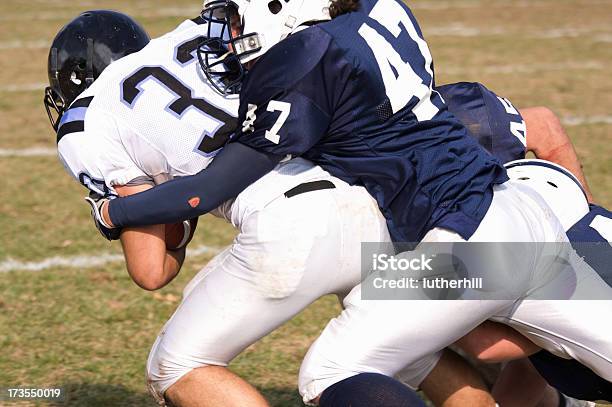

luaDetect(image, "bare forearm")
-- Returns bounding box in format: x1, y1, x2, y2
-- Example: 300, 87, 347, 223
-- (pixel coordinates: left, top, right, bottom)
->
164, 247, 186, 283
115, 184, 185, 290
120, 226, 185, 290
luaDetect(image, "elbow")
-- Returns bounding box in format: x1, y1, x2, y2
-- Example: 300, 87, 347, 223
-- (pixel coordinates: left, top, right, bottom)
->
127, 263, 169, 291
136, 276, 168, 292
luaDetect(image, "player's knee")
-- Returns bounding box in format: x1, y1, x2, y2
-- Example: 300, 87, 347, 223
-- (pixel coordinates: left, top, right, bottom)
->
146, 336, 211, 404
298, 357, 355, 404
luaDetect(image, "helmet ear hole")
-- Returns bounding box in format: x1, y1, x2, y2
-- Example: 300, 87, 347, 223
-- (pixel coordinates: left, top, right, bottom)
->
70, 71, 83, 86
268, 0, 283, 14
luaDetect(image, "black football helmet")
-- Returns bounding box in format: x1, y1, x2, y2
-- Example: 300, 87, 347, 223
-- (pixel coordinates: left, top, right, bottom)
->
44, 10, 150, 130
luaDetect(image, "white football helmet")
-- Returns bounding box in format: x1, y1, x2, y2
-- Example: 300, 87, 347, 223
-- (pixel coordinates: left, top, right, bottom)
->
200, 0, 331, 93
505, 159, 590, 230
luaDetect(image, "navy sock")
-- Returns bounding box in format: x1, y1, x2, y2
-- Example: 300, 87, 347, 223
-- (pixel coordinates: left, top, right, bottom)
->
319, 373, 426, 407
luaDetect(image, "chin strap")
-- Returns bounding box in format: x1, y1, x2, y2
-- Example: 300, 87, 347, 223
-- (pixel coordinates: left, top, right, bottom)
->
50, 48, 60, 89
85, 38, 95, 87
45, 47, 65, 131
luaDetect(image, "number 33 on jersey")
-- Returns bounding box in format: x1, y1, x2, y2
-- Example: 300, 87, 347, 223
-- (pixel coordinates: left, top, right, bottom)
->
57, 19, 240, 197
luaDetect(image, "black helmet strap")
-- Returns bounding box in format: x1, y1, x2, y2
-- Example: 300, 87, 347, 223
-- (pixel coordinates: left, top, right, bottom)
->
85, 38, 95, 87
44, 47, 66, 131
50, 47, 60, 90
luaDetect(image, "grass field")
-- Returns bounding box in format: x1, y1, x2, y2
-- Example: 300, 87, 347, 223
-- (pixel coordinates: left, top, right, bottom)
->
0, 0, 610, 406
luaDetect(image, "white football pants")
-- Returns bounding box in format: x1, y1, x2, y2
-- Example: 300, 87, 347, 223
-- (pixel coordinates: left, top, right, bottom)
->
145, 179, 390, 403
298, 181, 612, 404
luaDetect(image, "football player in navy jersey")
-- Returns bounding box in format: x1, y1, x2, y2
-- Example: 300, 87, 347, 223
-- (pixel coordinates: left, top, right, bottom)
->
99, 0, 511, 243
86, 1, 612, 404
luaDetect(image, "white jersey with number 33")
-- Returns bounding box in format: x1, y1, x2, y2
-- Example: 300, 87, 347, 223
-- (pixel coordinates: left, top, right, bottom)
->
56, 19, 335, 224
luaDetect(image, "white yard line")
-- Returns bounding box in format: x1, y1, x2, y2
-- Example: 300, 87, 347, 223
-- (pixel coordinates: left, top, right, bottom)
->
425, 24, 611, 39
0, 40, 48, 50
562, 116, 612, 126
0, 147, 57, 157
443, 61, 604, 75
0, 245, 222, 273
0, 83, 47, 92
593, 34, 612, 43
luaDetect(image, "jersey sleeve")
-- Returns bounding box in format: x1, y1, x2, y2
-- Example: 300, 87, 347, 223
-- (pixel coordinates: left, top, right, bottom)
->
57, 107, 149, 197
231, 28, 337, 158
233, 88, 332, 158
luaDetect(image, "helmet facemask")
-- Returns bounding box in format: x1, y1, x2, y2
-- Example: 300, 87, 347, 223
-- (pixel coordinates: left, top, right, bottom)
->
199, 0, 331, 95
198, 1, 261, 95
44, 86, 65, 132
44, 47, 67, 131
44, 40, 95, 131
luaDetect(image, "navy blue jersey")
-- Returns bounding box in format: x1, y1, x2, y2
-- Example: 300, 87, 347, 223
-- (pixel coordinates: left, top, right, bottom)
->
436, 82, 527, 164
567, 204, 612, 285
233, 0, 507, 242
529, 204, 612, 401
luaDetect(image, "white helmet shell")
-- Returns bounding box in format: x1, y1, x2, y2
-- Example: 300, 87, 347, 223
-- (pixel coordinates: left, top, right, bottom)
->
505, 159, 589, 230
222, 0, 331, 64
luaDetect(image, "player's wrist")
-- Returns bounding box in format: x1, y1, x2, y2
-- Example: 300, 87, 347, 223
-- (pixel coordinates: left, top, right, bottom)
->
101, 200, 115, 228
84, 195, 122, 241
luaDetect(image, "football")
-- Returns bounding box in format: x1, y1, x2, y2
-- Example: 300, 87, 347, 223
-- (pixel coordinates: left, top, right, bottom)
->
165, 218, 198, 250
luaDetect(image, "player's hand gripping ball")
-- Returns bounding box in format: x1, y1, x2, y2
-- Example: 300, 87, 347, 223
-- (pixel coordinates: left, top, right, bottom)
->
165, 218, 198, 250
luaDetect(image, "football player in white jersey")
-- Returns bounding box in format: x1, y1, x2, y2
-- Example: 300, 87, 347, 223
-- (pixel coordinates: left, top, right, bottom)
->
47, 10, 609, 407
48, 10, 423, 407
